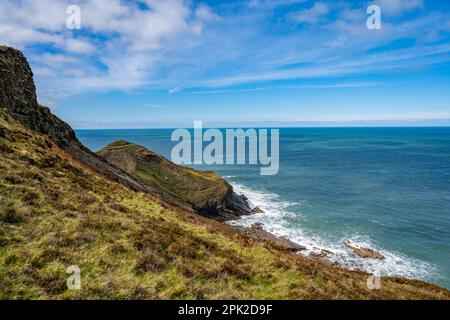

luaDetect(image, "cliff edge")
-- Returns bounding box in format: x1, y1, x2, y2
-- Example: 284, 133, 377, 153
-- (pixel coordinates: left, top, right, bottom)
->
98, 140, 253, 220
0, 46, 144, 192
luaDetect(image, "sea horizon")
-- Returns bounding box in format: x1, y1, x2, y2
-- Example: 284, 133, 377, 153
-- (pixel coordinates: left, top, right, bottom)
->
75, 124, 450, 131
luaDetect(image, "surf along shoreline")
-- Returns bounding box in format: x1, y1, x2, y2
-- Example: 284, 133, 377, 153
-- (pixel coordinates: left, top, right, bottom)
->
225, 181, 443, 288
228, 186, 385, 262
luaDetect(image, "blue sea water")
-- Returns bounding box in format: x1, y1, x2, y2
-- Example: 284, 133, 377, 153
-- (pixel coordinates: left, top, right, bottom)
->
76, 127, 450, 289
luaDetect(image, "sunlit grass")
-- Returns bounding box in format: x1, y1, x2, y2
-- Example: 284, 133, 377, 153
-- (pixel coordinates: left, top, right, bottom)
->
1, 108, 449, 300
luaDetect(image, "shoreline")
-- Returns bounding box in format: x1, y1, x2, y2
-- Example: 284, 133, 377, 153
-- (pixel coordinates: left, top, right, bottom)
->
226, 183, 443, 288
229, 185, 386, 259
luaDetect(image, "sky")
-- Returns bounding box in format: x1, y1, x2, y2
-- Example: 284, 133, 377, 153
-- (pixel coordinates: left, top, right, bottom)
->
1, 0, 450, 128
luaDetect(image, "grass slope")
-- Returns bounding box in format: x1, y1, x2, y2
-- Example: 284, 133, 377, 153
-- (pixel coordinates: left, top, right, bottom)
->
1, 109, 449, 299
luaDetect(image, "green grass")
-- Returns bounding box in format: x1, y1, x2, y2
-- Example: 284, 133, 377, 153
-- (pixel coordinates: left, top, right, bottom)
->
98, 141, 231, 212
1, 108, 449, 300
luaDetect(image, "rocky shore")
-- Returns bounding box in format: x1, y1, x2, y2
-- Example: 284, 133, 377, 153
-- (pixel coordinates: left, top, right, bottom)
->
228, 195, 386, 266
237, 223, 306, 252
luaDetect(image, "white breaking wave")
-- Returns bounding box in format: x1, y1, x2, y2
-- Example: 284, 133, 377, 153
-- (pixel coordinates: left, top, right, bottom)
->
228, 181, 436, 282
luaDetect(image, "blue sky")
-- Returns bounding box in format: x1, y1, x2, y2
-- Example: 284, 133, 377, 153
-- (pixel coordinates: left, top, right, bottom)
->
1, 0, 450, 128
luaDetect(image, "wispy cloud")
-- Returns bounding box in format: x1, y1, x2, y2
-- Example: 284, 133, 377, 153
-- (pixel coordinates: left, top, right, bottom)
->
185, 82, 380, 94
374, 0, 424, 16
0, 0, 219, 98
291, 2, 329, 24
1, 0, 449, 105
246, 0, 309, 9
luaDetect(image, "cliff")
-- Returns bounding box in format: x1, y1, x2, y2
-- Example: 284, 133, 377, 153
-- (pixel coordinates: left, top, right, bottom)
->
98, 141, 252, 220
0, 46, 144, 192
1, 45, 449, 299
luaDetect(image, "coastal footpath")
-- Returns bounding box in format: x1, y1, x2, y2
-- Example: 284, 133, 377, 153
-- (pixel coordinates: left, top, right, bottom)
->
1, 45, 449, 299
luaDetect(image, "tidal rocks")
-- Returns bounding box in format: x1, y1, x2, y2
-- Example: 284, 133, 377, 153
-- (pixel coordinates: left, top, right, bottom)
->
242, 223, 306, 252
252, 206, 265, 214
308, 250, 337, 266
226, 192, 253, 216
309, 248, 333, 258
345, 241, 385, 260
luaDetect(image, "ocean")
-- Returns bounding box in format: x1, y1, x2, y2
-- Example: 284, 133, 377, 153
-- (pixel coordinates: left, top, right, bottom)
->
76, 127, 450, 289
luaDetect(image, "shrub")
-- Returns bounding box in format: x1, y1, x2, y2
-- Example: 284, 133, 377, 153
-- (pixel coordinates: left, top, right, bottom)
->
108, 200, 129, 213
35, 267, 67, 295
20, 187, 40, 205
0, 204, 23, 224
135, 249, 167, 273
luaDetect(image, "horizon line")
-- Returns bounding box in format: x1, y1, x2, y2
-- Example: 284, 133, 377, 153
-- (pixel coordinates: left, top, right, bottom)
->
74, 124, 450, 130
72, 119, 450, 130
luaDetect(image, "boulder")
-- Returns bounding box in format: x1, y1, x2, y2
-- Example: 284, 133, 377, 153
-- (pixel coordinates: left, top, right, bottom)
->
345, 241, 385, 260
252, 206, 265, 214
242, 223, 306, 252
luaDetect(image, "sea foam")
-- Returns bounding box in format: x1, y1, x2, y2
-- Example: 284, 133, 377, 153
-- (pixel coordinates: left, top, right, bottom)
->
228, 181, 436, 282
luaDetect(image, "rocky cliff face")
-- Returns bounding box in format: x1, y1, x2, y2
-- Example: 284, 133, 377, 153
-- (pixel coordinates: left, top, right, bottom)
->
0, 45, 251, 220
98, 141, 253, 220
0, 46, 144, 191
0, 47, 37, 112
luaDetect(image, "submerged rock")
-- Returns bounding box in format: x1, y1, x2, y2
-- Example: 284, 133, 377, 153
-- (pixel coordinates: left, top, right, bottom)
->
345, 241, 385, 260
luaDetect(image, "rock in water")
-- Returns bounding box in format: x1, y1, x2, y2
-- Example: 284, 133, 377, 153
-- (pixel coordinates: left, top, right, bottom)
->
345, 241, 385, 260
252, 206, 265, 214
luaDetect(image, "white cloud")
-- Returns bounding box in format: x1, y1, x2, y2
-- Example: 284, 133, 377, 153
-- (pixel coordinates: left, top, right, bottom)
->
0, 0, 449, 104
62, 39, 96, 54
247, 0, 308, 9
0, 23, 62, 48
195, 4, 220, 22
186, 82, 379, 94
3, 0, 68, 31
0, 0, 210, 52
0, 0, 220, 97
190, 43, 450, 88
292, 2, 329, 24
295, 112, 450, 122
80, 0, 131, 32
374, 0, 424, 16
35, 53, 79, 64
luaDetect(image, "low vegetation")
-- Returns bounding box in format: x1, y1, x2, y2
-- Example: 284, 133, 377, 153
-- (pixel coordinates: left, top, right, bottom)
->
1, 108, 449, 299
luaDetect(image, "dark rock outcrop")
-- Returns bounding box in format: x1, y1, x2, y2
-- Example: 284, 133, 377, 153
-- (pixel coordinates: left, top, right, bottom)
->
0, 46, 145, 192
